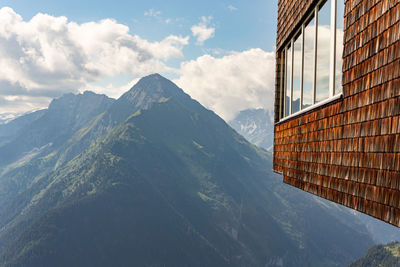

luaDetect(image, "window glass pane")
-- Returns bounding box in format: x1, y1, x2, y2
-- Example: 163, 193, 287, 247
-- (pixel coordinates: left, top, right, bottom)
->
303, 16, 315, 108
280, 52, 285, 119
286, 45, 292, 116
316, 0, 331, 102
292, 33, 302, 113
336, 0, 344, 94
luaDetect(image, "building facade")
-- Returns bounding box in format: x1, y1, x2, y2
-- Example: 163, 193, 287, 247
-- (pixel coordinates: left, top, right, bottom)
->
273, 0, 400, 226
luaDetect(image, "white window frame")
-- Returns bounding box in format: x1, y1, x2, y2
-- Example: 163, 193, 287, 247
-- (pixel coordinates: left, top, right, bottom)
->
279, 0, 343, 121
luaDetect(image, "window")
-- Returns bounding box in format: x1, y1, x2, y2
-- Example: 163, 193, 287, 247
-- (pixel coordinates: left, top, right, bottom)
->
280, 0, 343, 119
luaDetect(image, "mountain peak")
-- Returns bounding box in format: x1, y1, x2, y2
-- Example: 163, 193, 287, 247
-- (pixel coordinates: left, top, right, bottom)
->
130, 73, 183, 98
139, 73, 164, 81
108, 74, 193, 122
48, 91, 112, 111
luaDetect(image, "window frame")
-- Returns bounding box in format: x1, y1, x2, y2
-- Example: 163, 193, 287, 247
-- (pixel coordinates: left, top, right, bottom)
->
279, 0, 343, 121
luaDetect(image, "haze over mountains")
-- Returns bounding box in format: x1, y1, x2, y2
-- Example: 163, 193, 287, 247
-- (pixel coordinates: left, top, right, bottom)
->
0, 74, 376, 266
229, 109, 274, 152
229, 108, 400, 246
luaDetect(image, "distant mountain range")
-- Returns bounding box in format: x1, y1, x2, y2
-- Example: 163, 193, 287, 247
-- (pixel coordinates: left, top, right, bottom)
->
229, 109, 274, 152
0, 74, 375, 266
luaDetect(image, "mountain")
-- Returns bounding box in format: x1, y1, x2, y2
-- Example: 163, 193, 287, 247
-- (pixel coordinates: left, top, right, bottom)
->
0, 109, 46, 146
0, 74, 374, 266
349, 242, 400, 267
0, 91, 115, 168
229, 109, 274, 151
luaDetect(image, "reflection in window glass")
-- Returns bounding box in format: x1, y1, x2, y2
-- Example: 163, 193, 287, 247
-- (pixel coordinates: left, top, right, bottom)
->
316, 0, 331, 102
292, 34, 302, 113
303, 16, 315, 108
335, 0, 344, 94
280, 53, 285, 119
286, 45, 292, 116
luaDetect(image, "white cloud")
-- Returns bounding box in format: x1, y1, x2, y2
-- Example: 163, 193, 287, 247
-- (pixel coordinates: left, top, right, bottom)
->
228, 5, 238, 11
0, 7, 189, 114
190, 16, 215, 45
0, 94, 50, 116
0, 112, 24, 124
174, 48, 275, 121
85, 77, 140, 99
0, 7, 277, 122
144, 9, 161, 18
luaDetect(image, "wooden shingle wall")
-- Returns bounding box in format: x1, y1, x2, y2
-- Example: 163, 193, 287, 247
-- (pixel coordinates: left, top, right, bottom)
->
273, 0, 400, 226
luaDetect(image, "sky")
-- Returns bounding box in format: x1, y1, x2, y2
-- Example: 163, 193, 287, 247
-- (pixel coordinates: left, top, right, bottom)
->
0, 0, 278, 121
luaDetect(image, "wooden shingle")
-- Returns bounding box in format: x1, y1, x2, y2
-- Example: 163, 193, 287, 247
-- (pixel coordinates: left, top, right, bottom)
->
274, 0, 400, 227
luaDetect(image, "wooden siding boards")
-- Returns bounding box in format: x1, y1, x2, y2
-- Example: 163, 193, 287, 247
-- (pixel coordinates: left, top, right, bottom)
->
273, 0, 400, 227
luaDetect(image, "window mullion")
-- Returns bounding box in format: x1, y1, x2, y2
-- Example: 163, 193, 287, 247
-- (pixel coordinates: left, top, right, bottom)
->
300, 24, 305, 110
330, 0, 337, 97
284, 46, 287, 117
280, 52, 284, 119
290, 39, 294, 115
313, 7, 318, 105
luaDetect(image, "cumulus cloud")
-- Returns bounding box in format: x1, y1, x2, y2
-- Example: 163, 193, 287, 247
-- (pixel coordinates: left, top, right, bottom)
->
0, 7, 277, 123
190, 16, 215, 45
174, 48, 275, 121
87, 77, 140, 99
0, 7, 189, 114
0, 94, 50, 116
